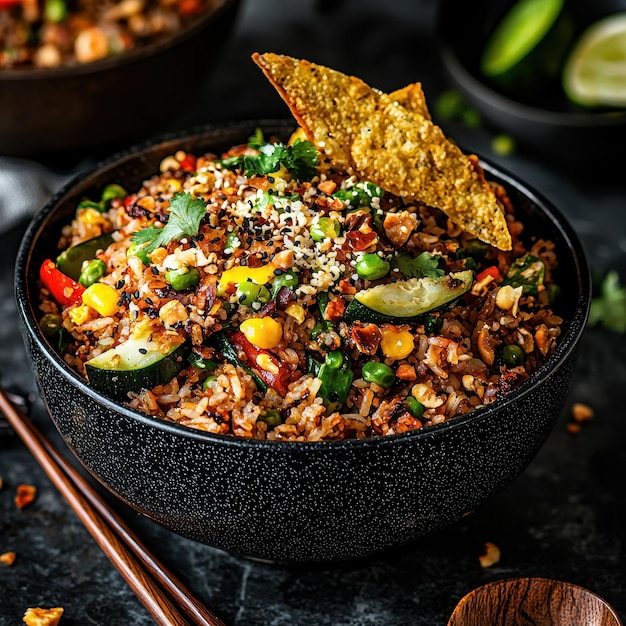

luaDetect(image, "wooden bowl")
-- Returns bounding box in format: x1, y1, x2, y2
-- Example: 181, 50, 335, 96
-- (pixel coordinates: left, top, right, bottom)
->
448, 577, 623, 626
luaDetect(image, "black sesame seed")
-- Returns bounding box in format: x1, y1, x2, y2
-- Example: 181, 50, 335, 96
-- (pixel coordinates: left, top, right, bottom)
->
138, 348, 148, 354
116, 279, 125, 289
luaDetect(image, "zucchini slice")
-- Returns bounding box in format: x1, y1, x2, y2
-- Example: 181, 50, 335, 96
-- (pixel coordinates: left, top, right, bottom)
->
85, 336, 188, 400
344, 270, 473, 323
56, 232, 115, 281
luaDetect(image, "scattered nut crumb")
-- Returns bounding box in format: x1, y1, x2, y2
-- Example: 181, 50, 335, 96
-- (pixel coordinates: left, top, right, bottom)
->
15, 485, 37, 509
572, 403, 594, 423
479, 541, 501, 568
0, 476, 4, 490
567, 422, 582, 435
23, 607, 64, 626
0, 551, 16, 566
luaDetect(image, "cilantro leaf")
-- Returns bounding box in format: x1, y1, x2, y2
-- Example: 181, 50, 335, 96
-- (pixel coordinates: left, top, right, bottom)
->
218, 139, 319, 182
247, 128, 265, 150
130, 192, 207, 254
588, 270, 626, 333
393, 251, 444, 279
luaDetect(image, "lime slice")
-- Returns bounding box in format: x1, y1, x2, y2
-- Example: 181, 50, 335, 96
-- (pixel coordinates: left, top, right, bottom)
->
481, 0, 564, 77
563, 13, 626, 108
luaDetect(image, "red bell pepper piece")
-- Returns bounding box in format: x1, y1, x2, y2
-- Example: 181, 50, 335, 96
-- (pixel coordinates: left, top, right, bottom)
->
0, 0, 23, 7
476, 266, 501, 282
228, 331, 291, 396
40, 259, 85, 307
179, 154, 197, 172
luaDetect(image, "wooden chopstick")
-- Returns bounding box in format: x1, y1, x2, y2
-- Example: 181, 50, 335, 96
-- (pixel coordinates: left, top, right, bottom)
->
0, 388, 225, 626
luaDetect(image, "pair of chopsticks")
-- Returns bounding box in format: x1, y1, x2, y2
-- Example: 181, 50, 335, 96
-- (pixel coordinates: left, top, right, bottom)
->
0, 388, 225, 626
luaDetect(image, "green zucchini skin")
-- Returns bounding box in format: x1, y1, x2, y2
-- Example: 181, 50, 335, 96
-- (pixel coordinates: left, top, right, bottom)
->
344, 270, 474, 324
56, 232, 115, 280
85, 339, 189, 400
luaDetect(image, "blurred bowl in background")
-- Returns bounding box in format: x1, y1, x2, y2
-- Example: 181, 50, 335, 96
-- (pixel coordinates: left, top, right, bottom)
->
436, 0, 626, 168
0, 0, 240, 159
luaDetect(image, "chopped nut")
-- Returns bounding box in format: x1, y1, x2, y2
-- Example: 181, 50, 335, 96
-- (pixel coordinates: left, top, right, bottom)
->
567, 422, 582, 435
0, 551, 16, 566
15, 484, 37, 509
479, 541, 501, 568
159, 300, 189, 328
411, 383, 444, 408
23, 607, 64, 626
572, 402, 594, 423
0, 476, 3, 490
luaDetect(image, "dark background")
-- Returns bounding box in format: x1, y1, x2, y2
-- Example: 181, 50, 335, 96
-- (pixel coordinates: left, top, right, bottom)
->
1, 1, 625, 624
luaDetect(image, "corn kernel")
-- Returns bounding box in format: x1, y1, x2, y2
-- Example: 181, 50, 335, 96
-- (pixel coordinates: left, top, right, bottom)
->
81, 283, 119, 317
240, 317, 283, 349
69, 304, 92, 325
78, 207, 107, 226
217, 263, 277, 296
380, 327, 415, 360
285, 304, 306, 325
166, 178, 182, 192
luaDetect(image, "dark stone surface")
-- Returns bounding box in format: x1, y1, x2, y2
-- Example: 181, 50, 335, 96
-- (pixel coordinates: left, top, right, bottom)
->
1, 1, 625, 624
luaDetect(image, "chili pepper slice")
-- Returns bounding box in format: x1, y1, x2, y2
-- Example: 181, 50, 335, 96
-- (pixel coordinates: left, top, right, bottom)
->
228, 331, 291, 396
40, 259, 85, 307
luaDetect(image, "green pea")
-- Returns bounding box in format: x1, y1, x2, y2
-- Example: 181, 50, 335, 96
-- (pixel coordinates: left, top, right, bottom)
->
78, 259, 106, 288
259, 409, 282, 427
405, 397, 424, 419
325, 350, 344, 370
165, 267, 200, 291
362, 361, 395, 388
44, 0, 67, 22
236, 280, 271, 307
310, 217, 341, 242
356, 253, 390, 281
40, 313, 63, 336
127, 241, 151, 265
101, 184, 127, 207
202, 375, 217, 391
272, 271, 299, 297
503, 344, 525, 367
224, 231, 241, 253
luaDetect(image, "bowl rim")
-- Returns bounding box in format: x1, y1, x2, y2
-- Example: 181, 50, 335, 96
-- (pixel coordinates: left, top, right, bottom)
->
14, 119, 592, 451
438, 42, 626, 129
0, 0, 239, 82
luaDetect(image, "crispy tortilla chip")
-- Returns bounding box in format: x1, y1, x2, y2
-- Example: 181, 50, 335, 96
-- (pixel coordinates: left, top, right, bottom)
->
389, 83, 431, 120
252, 52, 511, 250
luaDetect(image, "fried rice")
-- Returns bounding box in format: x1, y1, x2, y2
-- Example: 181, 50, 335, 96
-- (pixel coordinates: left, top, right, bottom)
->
38, 134, 564, 441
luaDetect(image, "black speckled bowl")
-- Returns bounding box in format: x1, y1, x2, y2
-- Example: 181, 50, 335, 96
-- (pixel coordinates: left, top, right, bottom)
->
15, 121, 591, 562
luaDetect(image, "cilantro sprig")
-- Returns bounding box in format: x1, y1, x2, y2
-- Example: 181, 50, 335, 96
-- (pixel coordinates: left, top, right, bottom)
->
219, 138, 319, 182
393, 251, 444, 279
588, 270, 626, 333
131, 192, 207, 254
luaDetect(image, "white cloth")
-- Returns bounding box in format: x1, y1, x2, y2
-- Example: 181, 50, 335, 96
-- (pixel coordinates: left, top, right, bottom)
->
0, 157, 70, 234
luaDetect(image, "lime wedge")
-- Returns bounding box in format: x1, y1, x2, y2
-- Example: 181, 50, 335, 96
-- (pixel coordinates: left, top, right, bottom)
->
563, 13, 626, 108
481, 0, 564, 77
